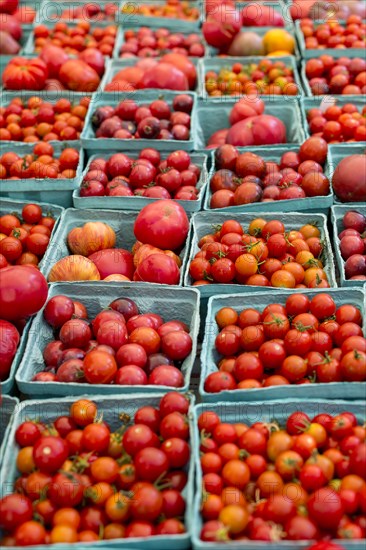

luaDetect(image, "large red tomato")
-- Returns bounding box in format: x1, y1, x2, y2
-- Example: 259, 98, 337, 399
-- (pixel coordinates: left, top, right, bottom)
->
40, 44, 69, 79
160, 54, 197, 88
1, 13, 21, 39
88, 249, 134, 280
0, 266, 48, 320
134, 200, 189, 251
0, 0, 19, 14
134, 254, 180, 285
59, 59, 100, 92
2, 57, 48, 90
79, 48, 105, 77
0, 319, 20, 380
140, 63, 189, 91
332, 155, 366, 202
226, 115, 287, 146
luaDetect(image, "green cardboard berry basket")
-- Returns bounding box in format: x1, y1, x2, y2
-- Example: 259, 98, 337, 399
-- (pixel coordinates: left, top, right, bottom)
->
81, 91, 198, 152
198, 55, 304, 99
41, 207, 192, 286
73, 151, 209, 213
184, 210, 337, 301
200, 287, 365, 403
204, 144, 333, 213
0, 393, 195, 549
295, 19, 366, 60
15, 282, 200, 397
192, 399, 366, 549
194, 97, 305, 149
116, 0, 203, 31
0, 395, 19, 467
0, 142, 84, 208
331, 204, 366, 288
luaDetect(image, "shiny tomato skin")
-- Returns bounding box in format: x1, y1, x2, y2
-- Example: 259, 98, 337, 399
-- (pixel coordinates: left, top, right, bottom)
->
0, 266, 48, 321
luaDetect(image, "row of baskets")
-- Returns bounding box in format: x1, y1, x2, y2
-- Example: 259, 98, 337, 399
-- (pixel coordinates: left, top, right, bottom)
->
1, 394, 364, 549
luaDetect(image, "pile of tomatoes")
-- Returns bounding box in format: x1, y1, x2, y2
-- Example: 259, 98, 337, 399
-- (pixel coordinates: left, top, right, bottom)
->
210, 136, 329, 208
55, 2, 118, 21
0, 95, 90, 143
205, 60, 299, 97
80, 149, 201, 201
0, 203, 56, 267
337, 209, 366, 280
120, 27, 205, 57
305, 56, 366, 95
189, 218, 330, 288
32, 22, 117, 56
121, 0, 200, 21
0, 143, 80, 180
0, 393, 191, 545
205, 292, 366, 393
198, 408, 366, 542
306, 102, 366, 143
300, 15, 366, 50
35, 293, 193, 386
92, 94, 193, 141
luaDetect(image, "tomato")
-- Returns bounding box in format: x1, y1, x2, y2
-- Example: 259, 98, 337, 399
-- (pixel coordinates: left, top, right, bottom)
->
14, 521, 46, 546
340, 350, 366, 381
105, 492, 130, 522
275, 450, 303, 480
70, 399, 97, 427
0, 494, 33, 531
262, 312, 290, 339
134, 447, 169, 482
90, 456, 119, 483
0, 266, 48, 321
267, 430, 293, 461
262, 494, 296, 525
59, 59, 100, 92
43, 295, 74, 328
134, 199, 189, 251
33, 436, 69, 473
15, 421, 43, 447
286, 515, 319, 541
0, 319, 20, 380
349, 443, 366, 478
336, 304, 362, 325
83, 350, 117, 384
307, 487, 344, 530
3, 58, 48, 91
48, 471, 84, 507
81, 422, 110, 453
238, 428, 267, 456
219, 504, 249, 535
123, 424, 159, 456
257, 471, 284, 497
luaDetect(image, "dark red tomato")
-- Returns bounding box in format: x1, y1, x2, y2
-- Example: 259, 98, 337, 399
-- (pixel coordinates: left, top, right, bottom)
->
161, 331, 192, 361
109, 297, 139, 320
96, 320, 128, 351
349, 442, 366, 478
212, 423, 237, 446
130, 484, 163, 522
159, 391, 190, 418
164, 470, 188, 492
262, 494, 296, 525
59, 319, 92, 349
204, 371, 236, 393
286, 411, 311, 435
53, 416, 77, 438
0, 494, 33, 531
158, 320, 189, 339
284, 329, 311, 356
79, 506, 107, 533
307, 487, 344, 530
285, 294, 310, 316
148, 365, 184, 387
81, 423, 110, 453
33, 436, 69, 473
330, 414, 354, 440
161, 437, 190, 468
258, 341, 286, 369
116, 343, 147, 369
160, 411, 189, 440
48, 472, 84, 507
122, 424, 159, 456
134, 406, 160, 432
134, 447, 169, 482
15, 421, 43, 447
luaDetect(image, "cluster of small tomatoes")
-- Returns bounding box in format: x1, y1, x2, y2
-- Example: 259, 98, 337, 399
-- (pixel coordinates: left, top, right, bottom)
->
210, 136, 329, 208
0, 203, 56, 267
198, 408, 366, 542
300, 15, 366, 50
189, 218, 330, 288
33, 22, 117, 56
305, 56, 366, 95
0, 95, 90, 143
55, 2, 118, 21
204, 292, 366, 394
0, 143, 80, 180
92, 94, 193, 141
205, 59, 299, 97
121, 0, 200, 21
80, 149, 201, 201
0, 393, 191, 546
338, 210, 366, 280
35, 294, 192, 387
307, 102, 366, 143
120, 27, 205, 57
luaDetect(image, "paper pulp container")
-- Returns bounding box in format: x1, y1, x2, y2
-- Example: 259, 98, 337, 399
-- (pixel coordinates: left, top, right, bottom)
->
0, 142, 84, 207
0, 395, 19, 467
204, 144, 333, 213
73, 151, 209, 213
328, 143, 366, 205
194, 97, 305, 149
116, 0, 203, 31
331, 204, 366, 287
200, 287, 365, 402
1, 393, 195, 549
81, 91, 198, 152
15, 282, 199, 397
192, 399, 366, 549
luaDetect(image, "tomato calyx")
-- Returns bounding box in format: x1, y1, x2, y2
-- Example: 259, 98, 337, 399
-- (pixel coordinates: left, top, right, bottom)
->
263, 313, 287, 328
70, 451, 95, 473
